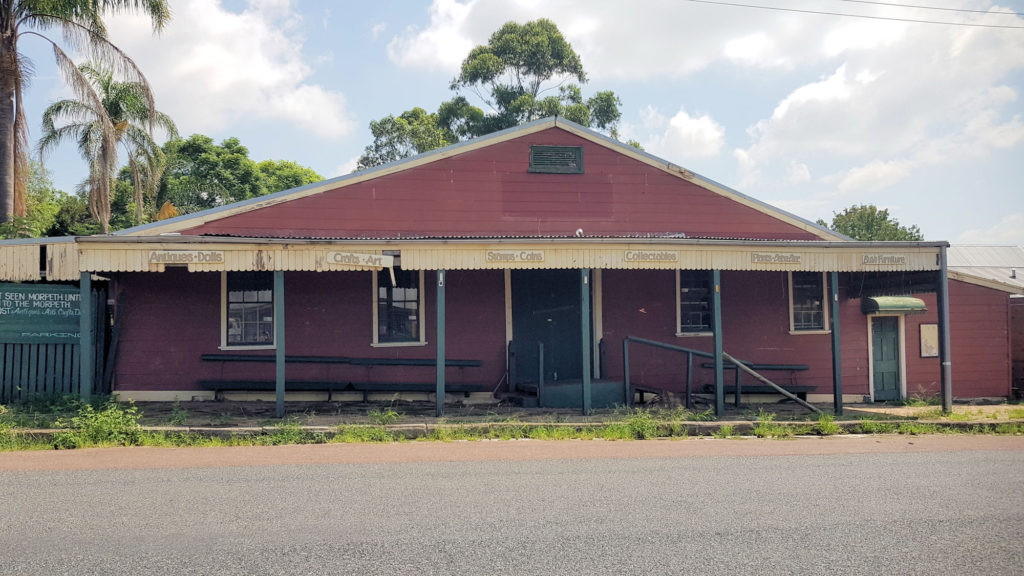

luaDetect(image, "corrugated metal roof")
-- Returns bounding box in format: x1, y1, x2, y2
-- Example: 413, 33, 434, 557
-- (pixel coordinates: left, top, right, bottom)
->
948, 245, 1024, 267
951, 267, 1024, 290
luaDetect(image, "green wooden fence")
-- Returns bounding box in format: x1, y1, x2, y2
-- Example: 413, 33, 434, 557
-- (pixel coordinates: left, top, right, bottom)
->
0, 285, 110, 403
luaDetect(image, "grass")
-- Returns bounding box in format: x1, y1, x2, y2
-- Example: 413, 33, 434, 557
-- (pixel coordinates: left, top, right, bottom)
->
2, 400, 1023, 451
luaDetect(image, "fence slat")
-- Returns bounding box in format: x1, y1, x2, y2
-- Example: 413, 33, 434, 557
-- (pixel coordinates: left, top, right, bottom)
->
0, 345, 8, 403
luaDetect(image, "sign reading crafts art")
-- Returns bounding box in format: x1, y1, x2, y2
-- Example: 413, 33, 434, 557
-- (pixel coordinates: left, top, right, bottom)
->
0, 283, 80, 343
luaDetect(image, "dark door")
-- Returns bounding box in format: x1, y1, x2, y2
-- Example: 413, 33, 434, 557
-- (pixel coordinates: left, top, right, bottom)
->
512, 270, 581, 383
872, 316, 901, 401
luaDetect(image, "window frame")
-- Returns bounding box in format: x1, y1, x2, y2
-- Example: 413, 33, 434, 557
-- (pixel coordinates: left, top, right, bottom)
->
371, 267, 427, 347
788, 271, 830, 334
676, 270, 713, 337
220, 271, 276, 350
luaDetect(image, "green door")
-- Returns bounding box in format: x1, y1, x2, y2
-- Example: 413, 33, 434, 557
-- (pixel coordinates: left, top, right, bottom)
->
872, 316, 901, 401
512, 270, 582, 384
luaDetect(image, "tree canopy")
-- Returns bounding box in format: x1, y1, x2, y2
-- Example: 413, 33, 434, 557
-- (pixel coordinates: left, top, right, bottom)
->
38, 63, 178, 232
158, 135, 322, 215
816, 204, 924, 241
1, 0, 170, 227
357, 19, 624, 170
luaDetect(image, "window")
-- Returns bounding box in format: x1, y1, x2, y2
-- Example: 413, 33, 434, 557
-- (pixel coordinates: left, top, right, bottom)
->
789, 272, 828, 332
677, 270, 713, 334
529, 145, 583, 174
224, 271, 274, 347
374, 267, 424, 345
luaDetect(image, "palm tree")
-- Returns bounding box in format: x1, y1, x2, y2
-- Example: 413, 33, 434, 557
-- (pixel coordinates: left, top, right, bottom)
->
38, 62, 177, 227
0, 0, 170, 232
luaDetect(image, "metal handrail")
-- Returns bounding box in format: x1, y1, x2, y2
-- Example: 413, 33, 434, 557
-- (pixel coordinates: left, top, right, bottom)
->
622, 335, 821, 413
622, 336, 715, 408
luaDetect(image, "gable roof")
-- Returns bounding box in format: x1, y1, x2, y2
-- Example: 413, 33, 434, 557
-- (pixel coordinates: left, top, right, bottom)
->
948, 245, 1024, 294
117, 117, 846, 241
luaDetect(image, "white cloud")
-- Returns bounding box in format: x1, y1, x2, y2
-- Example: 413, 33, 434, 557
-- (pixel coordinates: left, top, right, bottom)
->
371, 22, 388, 40
734, 11, 1024, 197
386, 0, 476, 71
104, 0, 354, 140
958, 212, 1024, 245
333, 156, 361, 177
836, 159, 913, 194
640, 106, 725, 160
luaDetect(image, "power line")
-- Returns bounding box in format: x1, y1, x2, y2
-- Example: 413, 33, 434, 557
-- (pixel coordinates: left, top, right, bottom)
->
683, 0, 1024, 29
837, 0, 1024, 17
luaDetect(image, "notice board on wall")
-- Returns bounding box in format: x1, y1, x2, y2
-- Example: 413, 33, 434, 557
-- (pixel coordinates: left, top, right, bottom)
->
0, 283, 81, 343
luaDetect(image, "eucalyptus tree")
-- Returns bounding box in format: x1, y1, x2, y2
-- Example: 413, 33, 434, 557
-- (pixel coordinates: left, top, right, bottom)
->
38, 62, 177, 226
816, 204, 924, 241
357, 19, 624, 170
0, 0, 170, 232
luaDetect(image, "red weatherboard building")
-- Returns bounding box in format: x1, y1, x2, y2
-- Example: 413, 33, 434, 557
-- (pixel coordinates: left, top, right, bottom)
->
0, 118, 1017, 414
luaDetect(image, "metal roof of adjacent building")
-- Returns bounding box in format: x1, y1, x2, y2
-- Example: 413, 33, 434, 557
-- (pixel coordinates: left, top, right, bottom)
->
948, 245, 1024, 294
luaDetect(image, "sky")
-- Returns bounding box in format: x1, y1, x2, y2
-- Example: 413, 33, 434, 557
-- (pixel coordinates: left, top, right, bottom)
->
17, 0, 1024, 244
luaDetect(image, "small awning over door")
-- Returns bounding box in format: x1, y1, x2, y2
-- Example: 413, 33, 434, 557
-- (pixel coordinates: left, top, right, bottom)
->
861, 296, 928, 315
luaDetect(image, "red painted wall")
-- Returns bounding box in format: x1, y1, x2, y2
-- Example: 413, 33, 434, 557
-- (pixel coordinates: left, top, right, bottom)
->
947, 281, 1011, 398
113, 269, 507, 392
182, 128, 820, 241
600, 270, 869, 397
113, 270, 1011, 400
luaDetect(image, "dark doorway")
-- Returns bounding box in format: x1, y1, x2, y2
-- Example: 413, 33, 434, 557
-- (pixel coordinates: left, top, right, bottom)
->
872, 316, 901, 401
512, 270, 582, 384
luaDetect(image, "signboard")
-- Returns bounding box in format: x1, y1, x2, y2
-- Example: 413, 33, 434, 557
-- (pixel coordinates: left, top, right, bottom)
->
862, 254, 907, 265
485, 250, 545, 264
0, 283, 81, 343
326, 252, 393, 268
148, 250, 225, 264
624, 250, 678, 263
751, 252, 802, 265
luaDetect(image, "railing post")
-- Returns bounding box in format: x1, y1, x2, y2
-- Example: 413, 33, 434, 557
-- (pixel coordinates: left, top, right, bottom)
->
622, 338, 631, 408
508, 340, 516, 394
537, 341, 544, 407
735, 365, 742, 408
685, 352, 693, 409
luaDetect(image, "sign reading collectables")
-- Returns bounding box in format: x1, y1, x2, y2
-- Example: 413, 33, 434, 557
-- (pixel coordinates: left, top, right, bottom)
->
0, 283, 81, 343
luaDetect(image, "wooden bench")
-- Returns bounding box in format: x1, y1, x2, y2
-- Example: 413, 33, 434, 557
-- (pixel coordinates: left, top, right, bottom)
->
200, 354, 482, 367
199, 354, 484, 401
197, 379, 482, 402
699, 361, 812, 401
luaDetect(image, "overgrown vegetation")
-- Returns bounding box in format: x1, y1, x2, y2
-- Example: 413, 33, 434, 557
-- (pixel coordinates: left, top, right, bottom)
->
1, 400, 1022, 452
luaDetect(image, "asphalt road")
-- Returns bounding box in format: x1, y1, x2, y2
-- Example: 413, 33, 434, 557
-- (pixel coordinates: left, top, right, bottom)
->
1, 437, 1022, 575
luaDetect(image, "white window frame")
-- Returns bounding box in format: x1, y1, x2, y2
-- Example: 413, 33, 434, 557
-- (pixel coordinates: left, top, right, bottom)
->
220, 271, 276, 351
676, 270, 713, 337
371, 268, 427, 347
788, 271, 830, 334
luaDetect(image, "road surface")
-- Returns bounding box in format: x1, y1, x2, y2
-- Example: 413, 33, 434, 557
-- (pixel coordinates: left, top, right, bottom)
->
1, 436, 1021, 575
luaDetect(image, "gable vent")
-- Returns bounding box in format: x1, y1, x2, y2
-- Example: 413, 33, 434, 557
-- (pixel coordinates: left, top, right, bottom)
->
529, 145, 583, 174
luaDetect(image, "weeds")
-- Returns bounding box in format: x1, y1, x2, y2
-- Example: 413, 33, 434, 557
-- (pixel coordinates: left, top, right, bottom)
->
367, 407, 402, 426
167, 399, 189, 426
51, 401, 143, 449
713, 425, 735, 439
816, 414, 842, 436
